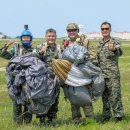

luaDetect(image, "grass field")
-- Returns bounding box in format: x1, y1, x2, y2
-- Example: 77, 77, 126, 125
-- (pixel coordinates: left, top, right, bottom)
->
0, 39, 130, 130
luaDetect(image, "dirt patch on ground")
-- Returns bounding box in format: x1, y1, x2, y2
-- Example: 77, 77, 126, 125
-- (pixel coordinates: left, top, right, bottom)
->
0, 67, 5, 71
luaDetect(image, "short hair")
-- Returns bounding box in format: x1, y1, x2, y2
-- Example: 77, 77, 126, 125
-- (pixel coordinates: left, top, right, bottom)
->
101, 21, 111, 28
45, 28, 56, 34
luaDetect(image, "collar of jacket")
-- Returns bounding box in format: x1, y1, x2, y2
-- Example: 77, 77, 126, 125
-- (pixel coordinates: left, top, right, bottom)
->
99, 36, 111, 45
46, 43, 57, 49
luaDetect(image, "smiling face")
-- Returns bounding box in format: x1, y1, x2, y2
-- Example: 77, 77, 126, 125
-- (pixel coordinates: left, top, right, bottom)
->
45, 32, 57, 45
66, 23, 79, 41
21, 36, 31, 43
67, 29, 79, 40
101, 24, 111, 38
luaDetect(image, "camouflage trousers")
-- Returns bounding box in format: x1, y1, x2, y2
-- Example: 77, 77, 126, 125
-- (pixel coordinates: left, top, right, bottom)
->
13, 101, 32, 123
102, 78, 124, 118
71, 103, 95, 120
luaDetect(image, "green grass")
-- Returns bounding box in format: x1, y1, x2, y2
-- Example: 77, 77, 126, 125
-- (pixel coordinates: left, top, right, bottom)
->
0, 39, 130, 130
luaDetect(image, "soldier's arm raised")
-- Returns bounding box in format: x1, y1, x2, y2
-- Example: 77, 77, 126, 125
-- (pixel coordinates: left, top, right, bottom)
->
108, 40, 123, 57
6, 40, 15, 47
0, 40, 15, 59
36, 43, 47, 59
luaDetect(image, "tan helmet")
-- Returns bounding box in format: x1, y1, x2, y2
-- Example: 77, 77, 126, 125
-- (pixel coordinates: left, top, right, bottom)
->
66, 23, 79, 31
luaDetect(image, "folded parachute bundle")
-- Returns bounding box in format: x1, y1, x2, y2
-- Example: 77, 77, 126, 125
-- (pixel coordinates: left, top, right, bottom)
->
62, 43, 88, 64
52, 59, 72, 80
52, 43, 105, 106
5, 53, 59, 115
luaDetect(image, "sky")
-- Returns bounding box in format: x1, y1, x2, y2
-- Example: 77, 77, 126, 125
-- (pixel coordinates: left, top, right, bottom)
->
0, 0, 130, 38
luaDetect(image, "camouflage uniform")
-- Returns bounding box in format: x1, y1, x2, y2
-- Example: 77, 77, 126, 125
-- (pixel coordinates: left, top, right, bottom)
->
97, 37, 124, 120
0, 44, 33, 123
37, 43, 60, 122
65, 23, 95, 123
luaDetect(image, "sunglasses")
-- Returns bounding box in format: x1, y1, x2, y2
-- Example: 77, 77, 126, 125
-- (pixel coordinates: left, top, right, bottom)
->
101, 28, 110, 31
67, 29, 78, 32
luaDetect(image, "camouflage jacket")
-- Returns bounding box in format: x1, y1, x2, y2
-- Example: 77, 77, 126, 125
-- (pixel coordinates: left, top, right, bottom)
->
0, 43, 34, 60
37, 42, 61, 64
97, 37, 123, 78
82, 38, 96, 60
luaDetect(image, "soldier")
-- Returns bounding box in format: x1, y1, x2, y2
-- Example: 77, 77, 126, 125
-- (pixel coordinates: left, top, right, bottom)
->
65, 23, 95, 124
97, 21, 124, 122
0, 25, 34, 124
36, 28, 60, 124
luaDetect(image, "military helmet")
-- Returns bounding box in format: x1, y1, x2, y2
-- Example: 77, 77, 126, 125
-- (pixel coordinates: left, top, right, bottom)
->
66, 23, 79, 31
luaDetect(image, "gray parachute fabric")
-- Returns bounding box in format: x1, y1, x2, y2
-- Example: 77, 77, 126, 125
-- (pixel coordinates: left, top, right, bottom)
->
62, 43, 88, 64
61, 43, 105, 106
63, 85, 92, 106
5, 53, 59, 115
